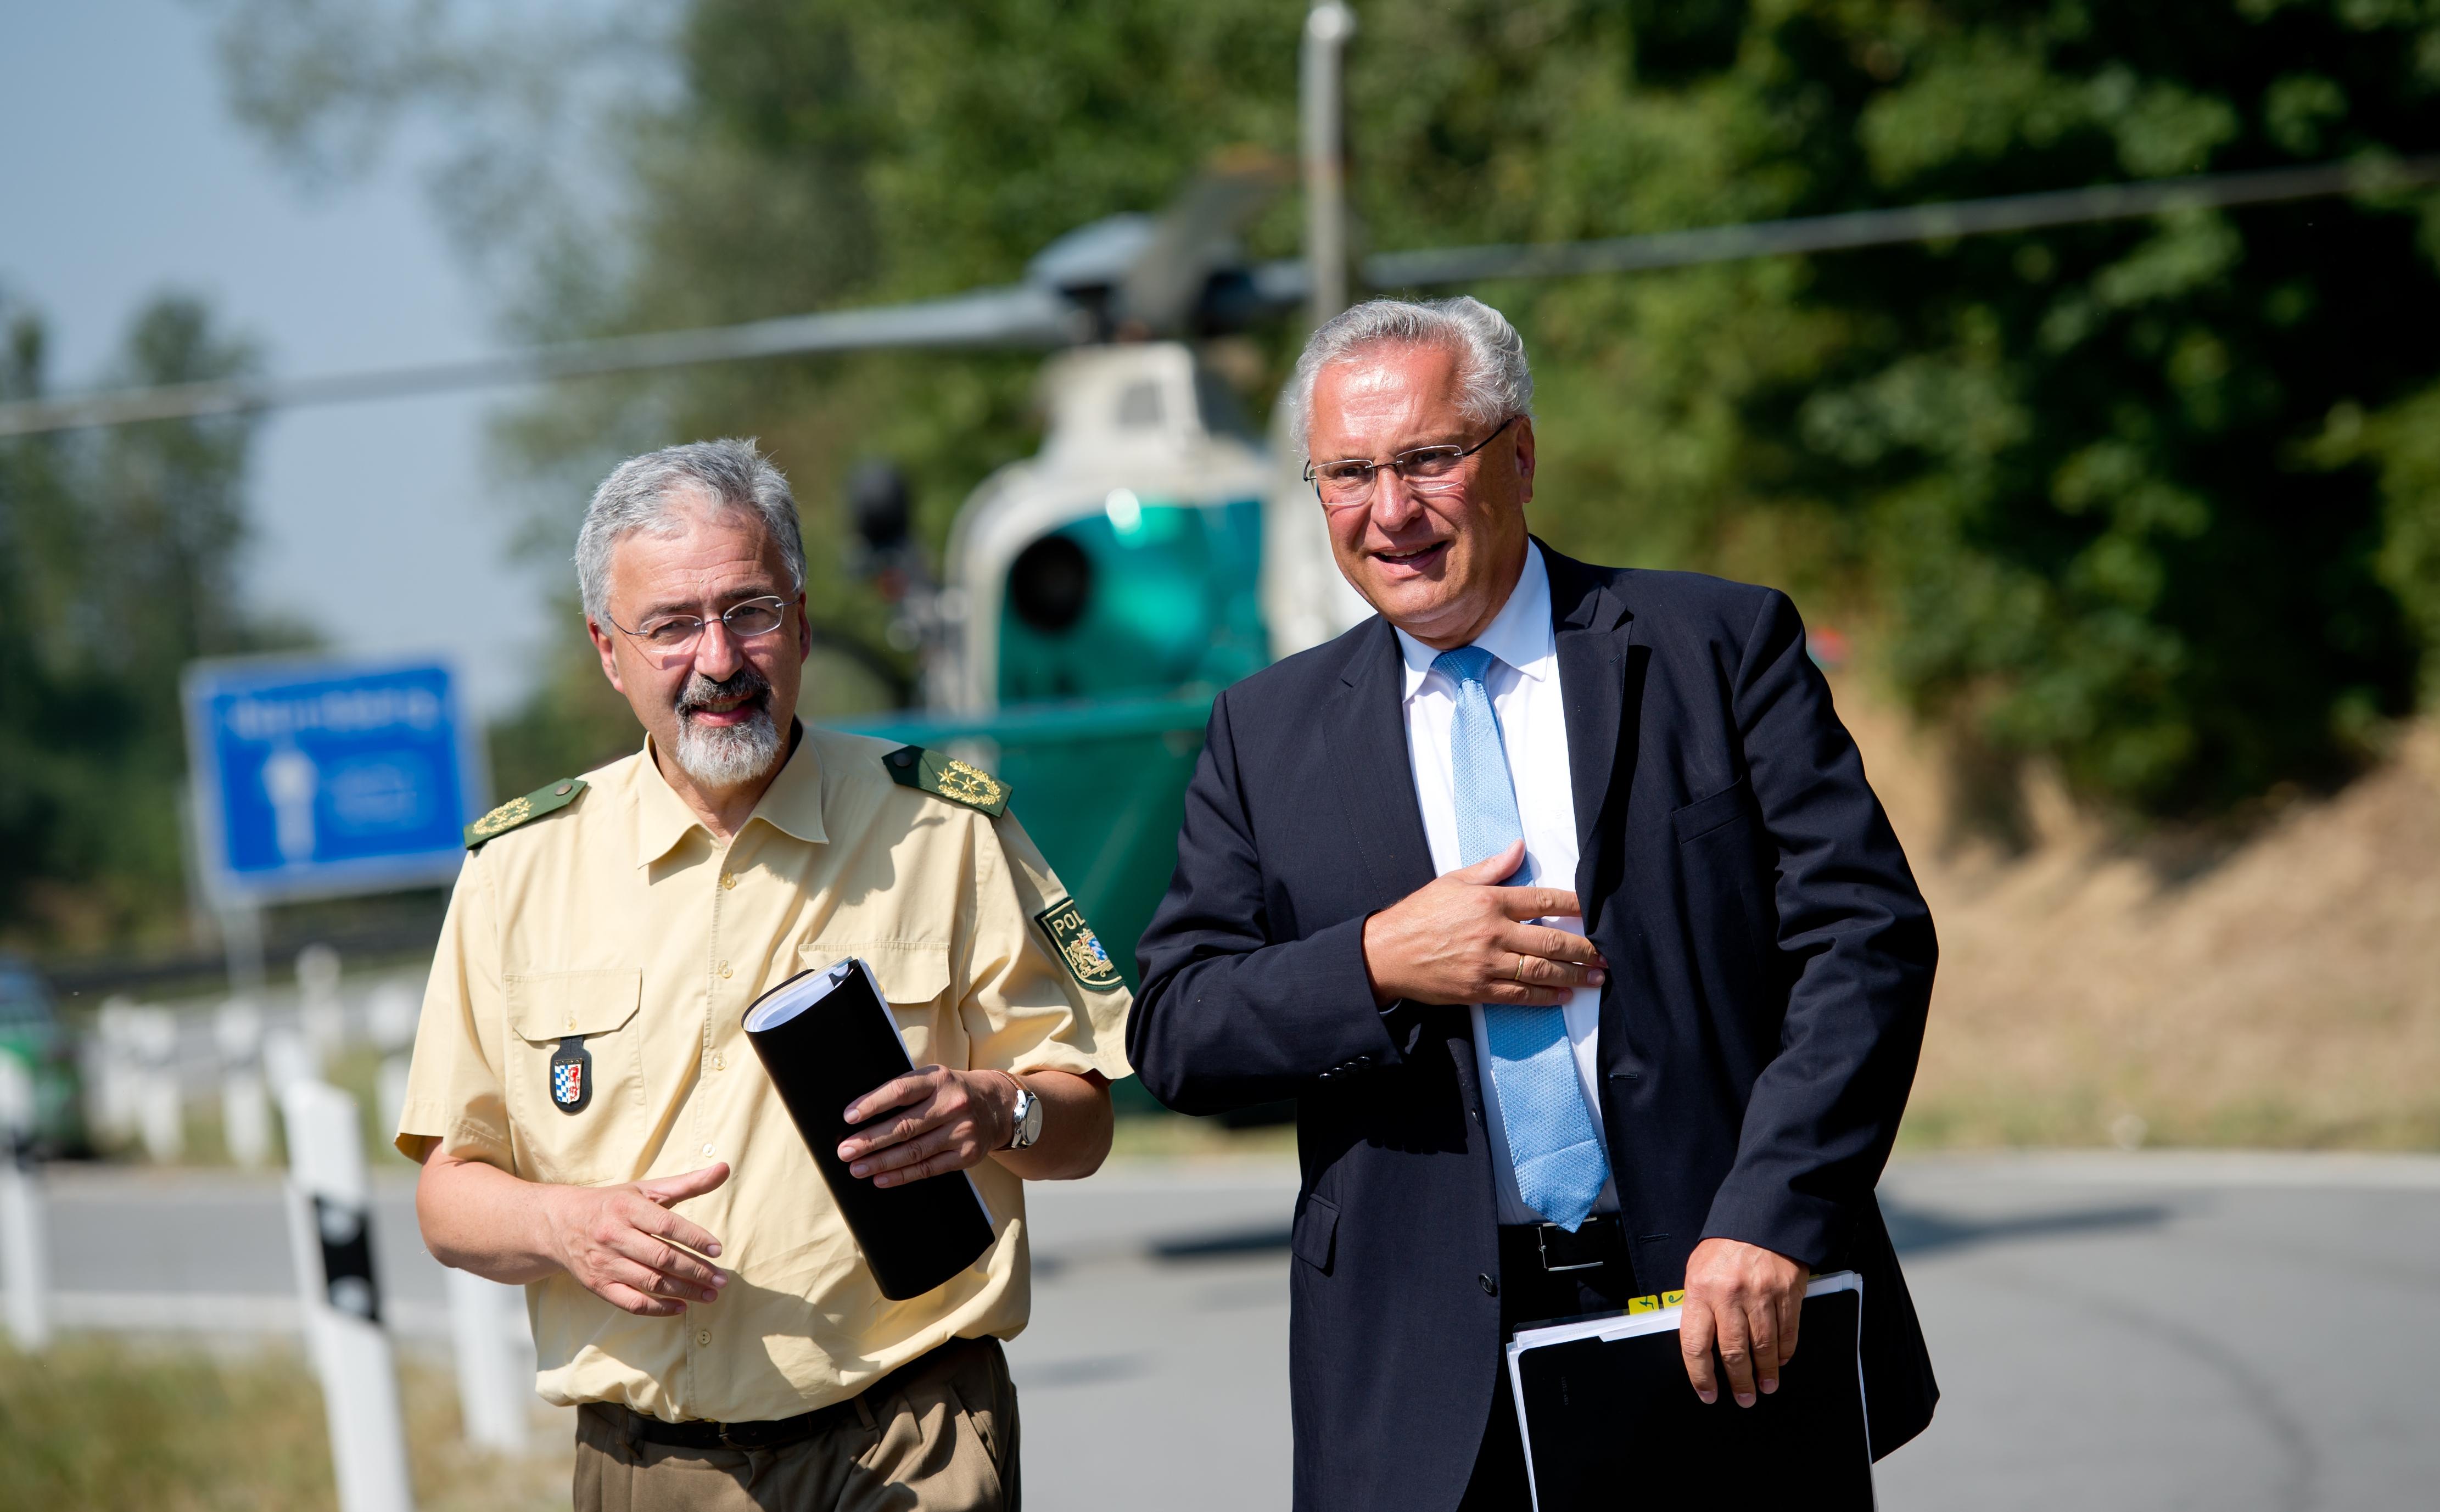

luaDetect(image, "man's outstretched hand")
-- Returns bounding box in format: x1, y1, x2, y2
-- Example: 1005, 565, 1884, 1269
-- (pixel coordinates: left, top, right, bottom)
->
1361, 839, 1607, 1008
1678, 1237, 1809, 1407
540, 1162, 731, 1318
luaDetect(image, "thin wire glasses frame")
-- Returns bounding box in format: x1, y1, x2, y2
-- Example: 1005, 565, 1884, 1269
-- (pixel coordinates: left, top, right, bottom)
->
602, 593, 794, 663
1304, 415, 1522, 508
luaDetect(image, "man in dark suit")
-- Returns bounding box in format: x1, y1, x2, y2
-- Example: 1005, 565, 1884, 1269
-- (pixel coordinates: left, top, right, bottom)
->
1128, 296, 1939, 1511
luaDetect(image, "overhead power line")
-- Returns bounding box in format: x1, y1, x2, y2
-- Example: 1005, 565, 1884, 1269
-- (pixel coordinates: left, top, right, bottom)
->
4, 153, 2433, 439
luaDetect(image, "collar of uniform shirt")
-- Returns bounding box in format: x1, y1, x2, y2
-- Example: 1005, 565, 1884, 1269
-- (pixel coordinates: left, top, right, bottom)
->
1391, 539, 1558, 704
631, 720, 829, 868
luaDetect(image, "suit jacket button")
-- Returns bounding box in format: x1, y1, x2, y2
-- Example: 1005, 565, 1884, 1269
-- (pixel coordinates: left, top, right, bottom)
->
1479, 1273, 1498, 1297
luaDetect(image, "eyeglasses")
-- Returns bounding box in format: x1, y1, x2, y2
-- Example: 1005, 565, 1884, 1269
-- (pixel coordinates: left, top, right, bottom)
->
603, 595, 792, 661
1304, 416, 1520, 508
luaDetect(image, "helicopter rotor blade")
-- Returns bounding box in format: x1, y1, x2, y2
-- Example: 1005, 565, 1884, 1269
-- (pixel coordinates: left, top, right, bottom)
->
1116, 149, 1291, 336
7, 152, 2429, 440
1362, 155, 2440, 288
0, 282, 1080, 439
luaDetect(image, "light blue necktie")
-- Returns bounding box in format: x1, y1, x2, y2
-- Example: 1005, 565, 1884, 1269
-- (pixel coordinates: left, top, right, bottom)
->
1434, 645, 1611, 1233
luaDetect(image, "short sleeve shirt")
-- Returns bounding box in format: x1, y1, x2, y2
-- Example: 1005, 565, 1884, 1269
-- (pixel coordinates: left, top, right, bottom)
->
395, 725, 1134, 1423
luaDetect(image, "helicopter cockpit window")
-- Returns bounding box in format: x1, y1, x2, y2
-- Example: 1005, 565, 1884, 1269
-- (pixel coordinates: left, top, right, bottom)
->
1008, 535, 1094, 634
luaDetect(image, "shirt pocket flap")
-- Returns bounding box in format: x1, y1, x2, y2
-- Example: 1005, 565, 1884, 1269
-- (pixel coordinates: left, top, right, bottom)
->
505, 969, 642, 1043
801, 940, 953, 1007
1291, 1192, 1340, 1272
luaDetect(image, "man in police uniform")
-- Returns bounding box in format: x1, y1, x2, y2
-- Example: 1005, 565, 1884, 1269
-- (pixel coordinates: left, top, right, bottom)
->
396, 438, 1130, 1511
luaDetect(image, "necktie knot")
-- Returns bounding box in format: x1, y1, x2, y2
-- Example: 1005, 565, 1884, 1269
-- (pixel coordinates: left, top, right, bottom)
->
1432, 644, 1498, 689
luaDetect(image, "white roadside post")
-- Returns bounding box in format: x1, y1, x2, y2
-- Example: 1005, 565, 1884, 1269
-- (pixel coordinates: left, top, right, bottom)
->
129, 1005, 186, 1164
445, 1267, 532, 1453
281, 1079, 415, 1512
366, 981, 420, 1145
0, 1054, 49, 1351
216, 998, 273, 1169
298, 943, 347, 1062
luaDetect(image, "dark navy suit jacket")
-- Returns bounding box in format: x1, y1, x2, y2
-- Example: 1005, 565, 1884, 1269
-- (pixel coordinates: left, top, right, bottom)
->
1128, 546, 1940, 1512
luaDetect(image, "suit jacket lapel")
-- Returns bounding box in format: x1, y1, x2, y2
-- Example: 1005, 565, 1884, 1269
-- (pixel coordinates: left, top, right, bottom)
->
1543, 542, 1638, 934
1322, 617, 1438, 905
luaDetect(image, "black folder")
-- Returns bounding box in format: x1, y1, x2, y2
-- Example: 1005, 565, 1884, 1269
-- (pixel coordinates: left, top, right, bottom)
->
1506, 1271, 1875, 1510
743, 957, 997, 1300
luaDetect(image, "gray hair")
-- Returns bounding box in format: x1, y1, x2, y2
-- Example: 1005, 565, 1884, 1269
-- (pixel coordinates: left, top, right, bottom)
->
575, 439, 805, 624
1285, 295, 1535, 455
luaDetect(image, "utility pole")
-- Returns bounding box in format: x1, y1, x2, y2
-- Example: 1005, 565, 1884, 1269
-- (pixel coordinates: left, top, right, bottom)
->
1301, 1, 1358, 327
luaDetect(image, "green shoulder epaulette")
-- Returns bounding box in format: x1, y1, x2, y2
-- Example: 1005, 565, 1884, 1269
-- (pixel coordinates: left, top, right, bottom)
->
465, 777, 588, 849
882, 745, 1010, 817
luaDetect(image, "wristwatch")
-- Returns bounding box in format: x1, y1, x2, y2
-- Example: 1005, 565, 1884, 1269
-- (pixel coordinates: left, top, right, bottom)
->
1005, 1076, 1044, 1151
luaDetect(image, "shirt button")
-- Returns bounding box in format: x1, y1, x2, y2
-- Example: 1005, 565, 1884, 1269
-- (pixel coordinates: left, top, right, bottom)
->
696, 1330, 710, 1347
701, 1143, 715, 1157
710, 1052, 725, 1071
719, 962, 733, 979
720, 872, 737, 889
1479, 1273, 1499, 1297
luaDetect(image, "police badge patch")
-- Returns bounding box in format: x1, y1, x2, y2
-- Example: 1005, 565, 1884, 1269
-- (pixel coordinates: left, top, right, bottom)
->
1033, 899, 1124, 992
550, 1034, 592, 1114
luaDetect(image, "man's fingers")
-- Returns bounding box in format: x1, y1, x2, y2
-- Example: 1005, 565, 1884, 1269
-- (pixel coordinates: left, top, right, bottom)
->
1506, 951, 1599, 990
1447, 839, 1529, 886
843, 1070, 937, 1125
634, 1162, 730, 1213
1715, 1304, 1759, 1408
1678, 1298, 1721, 1403
1506, 922, 1606, 965
1480, 979, 1576, 1008
599, 1280, 686, 1318
1494, 885, 1583, 922
635, 1203, 725, 1262
1747, 1297, 1782, 1397
608, 1228, 724, 1292
1777, 1282, 1803, 1368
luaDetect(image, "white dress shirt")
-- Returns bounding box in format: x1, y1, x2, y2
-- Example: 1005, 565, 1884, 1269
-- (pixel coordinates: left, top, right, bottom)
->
1393, 543, 1619, 1225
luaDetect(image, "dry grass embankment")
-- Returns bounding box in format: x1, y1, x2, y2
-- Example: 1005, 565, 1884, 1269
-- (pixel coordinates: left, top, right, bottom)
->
1838, 686, 2440, 1151
0, 1336, 572, 1512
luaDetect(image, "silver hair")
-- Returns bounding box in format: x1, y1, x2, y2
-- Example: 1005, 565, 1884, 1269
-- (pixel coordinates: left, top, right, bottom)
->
574, 438, 805, 624
1284, 295, 1535, 456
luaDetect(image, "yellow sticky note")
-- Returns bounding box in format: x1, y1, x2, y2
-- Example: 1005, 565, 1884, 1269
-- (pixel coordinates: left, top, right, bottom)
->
1626, 1294, 1661, 1314
1661, 1290, 1687, 1308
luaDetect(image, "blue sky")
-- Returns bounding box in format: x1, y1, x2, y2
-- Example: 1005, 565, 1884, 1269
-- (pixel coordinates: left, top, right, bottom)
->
3, 1, 555, 720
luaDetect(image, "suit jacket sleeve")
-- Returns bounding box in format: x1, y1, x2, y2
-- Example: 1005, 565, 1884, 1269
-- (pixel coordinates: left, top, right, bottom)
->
1128, 687, 1412, 1116
1700, 589, 1938, 1267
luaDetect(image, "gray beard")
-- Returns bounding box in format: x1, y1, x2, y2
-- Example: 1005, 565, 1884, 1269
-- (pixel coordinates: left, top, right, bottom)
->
673, 706, 784, 789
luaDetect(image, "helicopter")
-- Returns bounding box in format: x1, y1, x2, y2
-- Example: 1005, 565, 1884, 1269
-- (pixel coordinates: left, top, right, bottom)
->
2, 2, 2407, 1005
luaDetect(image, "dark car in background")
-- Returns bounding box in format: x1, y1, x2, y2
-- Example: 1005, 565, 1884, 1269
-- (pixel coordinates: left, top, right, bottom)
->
0, 954, 88, 1156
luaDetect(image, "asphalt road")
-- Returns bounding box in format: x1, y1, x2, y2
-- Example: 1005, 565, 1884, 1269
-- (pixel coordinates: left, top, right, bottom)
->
27, 1150, 2440, 1510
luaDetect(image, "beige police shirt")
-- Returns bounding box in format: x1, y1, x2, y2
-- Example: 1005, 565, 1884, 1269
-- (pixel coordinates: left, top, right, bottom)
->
394, 724, 1133, 1423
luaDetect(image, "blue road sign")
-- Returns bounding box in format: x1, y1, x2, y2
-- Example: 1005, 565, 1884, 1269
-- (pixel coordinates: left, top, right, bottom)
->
182, 654, 489, 904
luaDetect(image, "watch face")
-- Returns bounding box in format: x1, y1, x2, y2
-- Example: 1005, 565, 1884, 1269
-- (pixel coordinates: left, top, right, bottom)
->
1016, 1090, 1044, 1147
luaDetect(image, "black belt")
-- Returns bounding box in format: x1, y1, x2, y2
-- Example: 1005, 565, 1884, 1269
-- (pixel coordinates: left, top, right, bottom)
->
597, 1341, 947, 1452
1501, 1213, 1627, 1275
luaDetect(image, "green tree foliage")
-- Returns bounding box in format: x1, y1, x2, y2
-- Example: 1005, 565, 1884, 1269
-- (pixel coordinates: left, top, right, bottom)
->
0, 294, 300, 947
215, 0, 2440, 821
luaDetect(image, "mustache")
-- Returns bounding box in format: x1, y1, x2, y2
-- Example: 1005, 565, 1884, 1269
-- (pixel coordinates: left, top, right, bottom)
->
676, 664, 773, 714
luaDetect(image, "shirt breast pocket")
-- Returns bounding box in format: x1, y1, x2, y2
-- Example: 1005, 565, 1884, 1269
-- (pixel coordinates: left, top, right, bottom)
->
503, 968, 646, 1185
798, 940, 953, 1065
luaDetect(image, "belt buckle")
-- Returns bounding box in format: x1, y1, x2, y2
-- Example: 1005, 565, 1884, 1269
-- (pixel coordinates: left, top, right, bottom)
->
1536, 1220, 1605, 1274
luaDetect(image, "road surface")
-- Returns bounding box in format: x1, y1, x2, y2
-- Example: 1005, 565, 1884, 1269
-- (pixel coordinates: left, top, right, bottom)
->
28, 1150, 2440, 1510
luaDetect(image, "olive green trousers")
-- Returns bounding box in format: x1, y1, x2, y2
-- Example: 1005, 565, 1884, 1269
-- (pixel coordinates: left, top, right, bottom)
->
572, 1337, 1019, 1512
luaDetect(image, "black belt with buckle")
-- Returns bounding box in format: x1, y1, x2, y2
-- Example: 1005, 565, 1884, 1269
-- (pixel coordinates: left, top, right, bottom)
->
1519, 1213, 1626, 1274
600, 1342, 943, 1452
